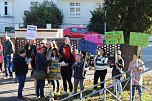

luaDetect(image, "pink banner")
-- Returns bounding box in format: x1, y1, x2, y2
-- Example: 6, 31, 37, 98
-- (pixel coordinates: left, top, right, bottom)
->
85, 34, 103, 47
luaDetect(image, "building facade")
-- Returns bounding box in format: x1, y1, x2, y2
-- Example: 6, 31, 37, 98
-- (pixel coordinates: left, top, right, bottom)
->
0, 0, 104, 32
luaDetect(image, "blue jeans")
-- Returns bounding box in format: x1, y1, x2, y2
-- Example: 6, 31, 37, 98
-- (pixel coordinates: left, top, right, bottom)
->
36, 80, 45, 97
4, 55, 12, 77
132, 85, 142, 98
16, 75, 26, 98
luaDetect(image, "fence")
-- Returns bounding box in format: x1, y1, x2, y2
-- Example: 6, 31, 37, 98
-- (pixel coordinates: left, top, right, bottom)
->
61, 60, 152, 101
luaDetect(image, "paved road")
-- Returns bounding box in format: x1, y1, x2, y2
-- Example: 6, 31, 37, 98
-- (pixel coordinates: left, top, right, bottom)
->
142, 46, 152, 67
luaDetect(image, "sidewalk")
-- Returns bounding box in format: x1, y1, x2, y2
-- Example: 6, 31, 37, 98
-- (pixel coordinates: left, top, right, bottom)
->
0, 68, 112, 101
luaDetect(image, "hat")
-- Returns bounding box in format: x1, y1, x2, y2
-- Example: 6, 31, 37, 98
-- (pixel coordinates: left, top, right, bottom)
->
37, 47, 42, 51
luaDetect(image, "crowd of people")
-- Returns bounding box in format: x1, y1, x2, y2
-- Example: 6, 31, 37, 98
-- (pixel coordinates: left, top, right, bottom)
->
0, 34, 145, 101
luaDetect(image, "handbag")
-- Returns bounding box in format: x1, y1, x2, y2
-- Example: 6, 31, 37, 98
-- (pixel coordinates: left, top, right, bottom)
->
120, 70, 126, 80
33, 70, 47, 80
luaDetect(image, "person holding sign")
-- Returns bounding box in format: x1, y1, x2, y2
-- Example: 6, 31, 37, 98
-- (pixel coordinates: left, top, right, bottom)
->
93, 48, 108, 94
59, 46, 75, 96
110, 50, 124, 97
50, 48, 60, 93
128, 53, 145, 101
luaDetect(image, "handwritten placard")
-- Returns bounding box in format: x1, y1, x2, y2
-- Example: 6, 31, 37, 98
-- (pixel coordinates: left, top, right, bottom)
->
129, 32, 149, 47
48, 59, 61, 80
84, 34, 103, 47
78, 39, 97, 55
105, 31, 124, 44
26, 25, 37, 40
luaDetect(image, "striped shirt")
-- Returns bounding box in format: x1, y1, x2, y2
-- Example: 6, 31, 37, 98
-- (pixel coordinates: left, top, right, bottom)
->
95, 55, 108, 70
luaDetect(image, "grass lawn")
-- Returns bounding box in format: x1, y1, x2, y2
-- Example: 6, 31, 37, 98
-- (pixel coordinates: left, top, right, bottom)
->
52, 75, 152, 101
26, 75, 152, 101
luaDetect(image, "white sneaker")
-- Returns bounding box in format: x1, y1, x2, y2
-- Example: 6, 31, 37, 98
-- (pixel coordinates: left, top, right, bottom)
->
68, 92, 73, 97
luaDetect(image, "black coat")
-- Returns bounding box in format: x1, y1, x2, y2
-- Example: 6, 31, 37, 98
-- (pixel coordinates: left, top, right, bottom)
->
13, 54, 28, 75
110, 58, 124, 79
59, 54, 75, 71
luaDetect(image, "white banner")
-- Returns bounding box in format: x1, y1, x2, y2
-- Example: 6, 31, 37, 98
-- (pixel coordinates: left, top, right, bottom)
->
26, 25, 37, 40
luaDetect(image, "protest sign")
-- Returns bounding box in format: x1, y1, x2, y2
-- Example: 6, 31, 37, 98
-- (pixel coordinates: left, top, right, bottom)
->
129, 32, 149, 47
48, 59, 61, 80
26, 25, 37, 40
78, 39, 97, 55
105, 31, 124, 44
84, 34, 103, 47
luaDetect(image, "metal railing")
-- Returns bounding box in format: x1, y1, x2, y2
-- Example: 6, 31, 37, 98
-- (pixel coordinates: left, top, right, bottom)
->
61, 60, 152, 101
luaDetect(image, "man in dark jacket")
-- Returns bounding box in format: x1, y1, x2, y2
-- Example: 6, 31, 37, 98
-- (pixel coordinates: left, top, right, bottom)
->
13, 49, 28, 101
2, 34, 14, 78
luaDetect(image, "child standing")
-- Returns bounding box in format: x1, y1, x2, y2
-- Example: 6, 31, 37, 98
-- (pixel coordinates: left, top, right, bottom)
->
0, 50, 3, 73
72, 54, 85, 94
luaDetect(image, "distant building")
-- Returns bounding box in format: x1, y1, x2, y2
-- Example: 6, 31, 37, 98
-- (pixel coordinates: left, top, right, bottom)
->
0, 0, 104, 32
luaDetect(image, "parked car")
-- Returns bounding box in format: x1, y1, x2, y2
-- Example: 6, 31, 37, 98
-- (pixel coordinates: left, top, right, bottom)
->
63, 26, 100, 38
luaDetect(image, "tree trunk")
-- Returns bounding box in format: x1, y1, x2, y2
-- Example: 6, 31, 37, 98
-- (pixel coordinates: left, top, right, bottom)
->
120, 32, 138, 71
120, 44, 137, 71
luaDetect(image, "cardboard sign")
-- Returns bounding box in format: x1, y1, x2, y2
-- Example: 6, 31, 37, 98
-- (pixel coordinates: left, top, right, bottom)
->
26, 25, 37, 40
129, 32, 149, 47
105, 31, 124, 44
84, 34, 103, 47
78, 39, 97, 55
47, 59, 61, 80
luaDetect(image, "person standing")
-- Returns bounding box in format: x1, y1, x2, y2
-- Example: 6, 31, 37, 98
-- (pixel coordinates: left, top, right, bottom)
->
59, 46, 75, 96
13, 49, 28, 101
72, 54, 85, 94
50, 48, 60, 93
93, 48, 108, 94
2, 34, 14, 78
128, 53, 145, 101
59, 37, 71, 55
110, 50, 124, 97
35, 47, 51, 98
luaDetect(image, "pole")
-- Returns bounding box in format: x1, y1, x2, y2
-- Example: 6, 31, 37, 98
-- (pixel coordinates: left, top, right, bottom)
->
114, 44, 118, 99
104, 82, 106, 101
130, 71, 133, 101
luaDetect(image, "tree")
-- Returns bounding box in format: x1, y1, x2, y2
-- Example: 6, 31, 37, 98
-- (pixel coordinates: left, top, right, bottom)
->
23, 0, 63, 28
87, 6, 105, 34
105, 0, 152, 69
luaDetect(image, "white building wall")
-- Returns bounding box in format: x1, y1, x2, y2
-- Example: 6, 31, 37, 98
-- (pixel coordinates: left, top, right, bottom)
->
58, 0, 104, 25
0, 0, 104, 32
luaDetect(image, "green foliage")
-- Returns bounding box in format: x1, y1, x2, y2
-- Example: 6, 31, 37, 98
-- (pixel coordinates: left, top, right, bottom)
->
87, 6, 105, 34
105, 0, 152, 36
23, 0, 63, 28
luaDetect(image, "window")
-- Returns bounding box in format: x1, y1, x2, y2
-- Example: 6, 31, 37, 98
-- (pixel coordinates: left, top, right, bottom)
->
70, 3, 80, 17
70, 28, 78, 33
31, 2, 39, 6
4, 1, 8, 15
78, 28, 87, 34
